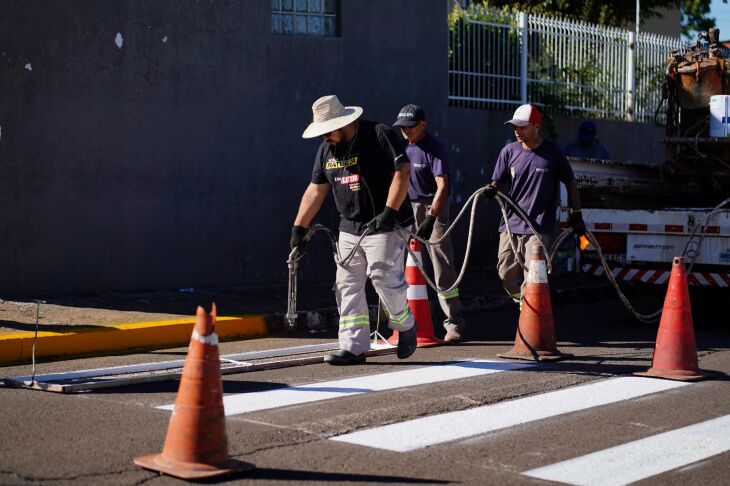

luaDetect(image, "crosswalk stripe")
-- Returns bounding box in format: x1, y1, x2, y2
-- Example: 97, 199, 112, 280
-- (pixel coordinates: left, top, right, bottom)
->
330, 377, 689, 452
523, 414, 730, 485
157, 359, 533, 416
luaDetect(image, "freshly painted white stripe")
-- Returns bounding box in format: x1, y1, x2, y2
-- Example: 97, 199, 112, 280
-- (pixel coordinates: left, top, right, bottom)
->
523, 414, 730, 486
158, 359, 533, 416
331, 377, 688, 452
407, 285, 428, 300
6, 343, 342, 384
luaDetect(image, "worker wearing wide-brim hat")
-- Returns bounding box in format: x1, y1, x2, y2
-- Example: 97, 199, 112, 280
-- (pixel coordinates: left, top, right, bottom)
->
291, 95, 417, 365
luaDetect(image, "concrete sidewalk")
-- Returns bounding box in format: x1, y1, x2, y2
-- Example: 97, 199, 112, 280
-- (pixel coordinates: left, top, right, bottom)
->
0, 271, 617, 365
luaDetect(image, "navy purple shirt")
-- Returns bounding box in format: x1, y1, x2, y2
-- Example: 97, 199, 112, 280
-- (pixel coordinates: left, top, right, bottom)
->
405, 133, 450, 200
491, 140, 575, 234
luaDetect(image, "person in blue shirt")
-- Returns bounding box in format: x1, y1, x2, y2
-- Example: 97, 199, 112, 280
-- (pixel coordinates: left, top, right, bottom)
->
393, 104, 466, 343
484, 104, 585, 304
564, 120, 612, 160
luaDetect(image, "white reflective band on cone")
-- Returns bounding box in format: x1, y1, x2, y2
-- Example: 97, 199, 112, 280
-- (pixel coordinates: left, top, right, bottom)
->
191, 329, 219, 345
407, 285, 428, 300
406, 251, 423, 267
527, 260, 548, 284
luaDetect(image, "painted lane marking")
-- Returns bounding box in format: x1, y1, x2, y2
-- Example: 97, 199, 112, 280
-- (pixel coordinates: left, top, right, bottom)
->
158, 359, 533, 416
330, 377, 688, 452
523, 414, 730, 485
7, 343, 340, 384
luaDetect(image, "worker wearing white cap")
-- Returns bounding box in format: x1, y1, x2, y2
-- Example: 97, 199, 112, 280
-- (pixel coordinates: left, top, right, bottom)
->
484, 104, 585, 305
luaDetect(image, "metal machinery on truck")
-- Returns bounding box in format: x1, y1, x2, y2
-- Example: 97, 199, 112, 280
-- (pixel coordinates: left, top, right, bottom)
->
562, 28, 730, 288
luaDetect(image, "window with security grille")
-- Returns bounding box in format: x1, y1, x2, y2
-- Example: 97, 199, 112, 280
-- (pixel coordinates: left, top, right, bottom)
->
271, 0, 339, 36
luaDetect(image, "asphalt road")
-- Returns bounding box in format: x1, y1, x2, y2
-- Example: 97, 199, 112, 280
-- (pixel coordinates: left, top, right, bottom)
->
1, 295, 728, 485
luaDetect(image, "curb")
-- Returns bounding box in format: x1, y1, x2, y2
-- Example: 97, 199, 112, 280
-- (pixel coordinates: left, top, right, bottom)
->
0, 315, 267, 365
0, 283, 612, 366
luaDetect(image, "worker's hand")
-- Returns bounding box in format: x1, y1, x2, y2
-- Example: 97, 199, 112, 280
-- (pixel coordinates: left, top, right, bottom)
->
416, 214, 437, 241
483, 184, 498, 198
368, 207, 396, 232
569, 210, 586, 237
290, 225, 308, 252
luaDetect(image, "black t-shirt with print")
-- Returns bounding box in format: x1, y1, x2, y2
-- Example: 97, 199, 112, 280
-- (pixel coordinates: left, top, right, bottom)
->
311, 120, 414, 235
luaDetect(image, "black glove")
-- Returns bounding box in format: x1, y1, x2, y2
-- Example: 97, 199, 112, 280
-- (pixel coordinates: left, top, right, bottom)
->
290, 225, 308, 251
569, 210, 586, 237
484, 184, 498, 198
368, 207, 396, 232
416, 214, 437, 240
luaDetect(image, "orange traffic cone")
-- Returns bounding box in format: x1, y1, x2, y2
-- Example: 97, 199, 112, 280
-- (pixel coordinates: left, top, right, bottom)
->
134, 304, 254, 479
636, 257, 704, 381
498, 245, 565, 361
388, 239, 442, 347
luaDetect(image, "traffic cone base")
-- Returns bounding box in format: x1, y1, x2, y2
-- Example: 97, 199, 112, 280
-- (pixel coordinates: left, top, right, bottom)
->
634, 368, 704, 382
499, 247, 565, 362
497, 348, 565, 362
134, 305, 255, 478
134, 453, 254, 480
635, 257, 706, 382
497, 323, 567, 361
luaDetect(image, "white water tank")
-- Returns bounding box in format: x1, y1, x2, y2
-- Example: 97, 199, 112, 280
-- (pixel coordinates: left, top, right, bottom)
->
709, 95, 730, 137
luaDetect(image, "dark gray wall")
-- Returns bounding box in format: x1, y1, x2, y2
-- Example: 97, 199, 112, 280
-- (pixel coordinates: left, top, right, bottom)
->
0, 0, 666, 295
0, 0, 447, 295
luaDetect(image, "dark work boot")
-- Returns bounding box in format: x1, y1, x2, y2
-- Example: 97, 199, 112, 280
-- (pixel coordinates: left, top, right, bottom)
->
396, 324, 417, 359
324, 349, 366, 366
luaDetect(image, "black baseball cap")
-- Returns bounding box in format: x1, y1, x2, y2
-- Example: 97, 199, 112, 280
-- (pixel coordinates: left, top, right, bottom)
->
393, 104, 426, 127
578, 120, 597, 142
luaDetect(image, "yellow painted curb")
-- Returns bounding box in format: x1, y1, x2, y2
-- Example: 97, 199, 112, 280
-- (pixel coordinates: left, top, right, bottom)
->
0, 315, 267, 364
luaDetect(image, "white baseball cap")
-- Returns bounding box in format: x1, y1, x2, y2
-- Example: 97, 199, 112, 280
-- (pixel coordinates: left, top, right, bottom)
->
504, 104, 541, 127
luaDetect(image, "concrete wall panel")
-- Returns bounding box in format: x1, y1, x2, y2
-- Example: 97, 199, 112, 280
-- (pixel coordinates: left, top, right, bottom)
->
0, 1, 666, 295
0, 0, 447, 294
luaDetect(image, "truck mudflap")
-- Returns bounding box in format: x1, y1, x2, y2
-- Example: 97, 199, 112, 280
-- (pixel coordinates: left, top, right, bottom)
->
581, 263, 730, 287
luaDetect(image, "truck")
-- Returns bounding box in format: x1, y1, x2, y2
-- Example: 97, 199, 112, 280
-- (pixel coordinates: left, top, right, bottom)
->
560, 28, 730, 290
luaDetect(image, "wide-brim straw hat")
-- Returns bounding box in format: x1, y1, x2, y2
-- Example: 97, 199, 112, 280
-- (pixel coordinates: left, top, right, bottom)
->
302, 95, 363, 139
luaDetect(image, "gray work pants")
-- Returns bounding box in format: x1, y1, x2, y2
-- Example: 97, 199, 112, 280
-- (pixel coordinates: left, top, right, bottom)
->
412, 199, 465, 332
335, 230, 415, 356
497, 232, 552, 302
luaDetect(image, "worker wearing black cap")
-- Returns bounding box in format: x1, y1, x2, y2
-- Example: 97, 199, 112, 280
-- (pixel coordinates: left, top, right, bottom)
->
564, 120, 612, 160
394, 104, 466, 343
